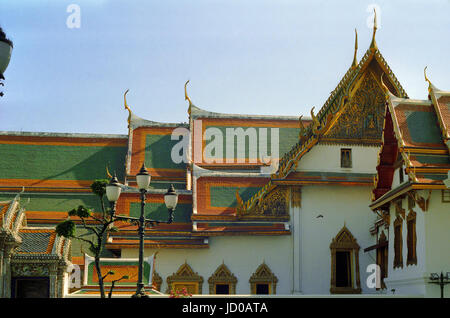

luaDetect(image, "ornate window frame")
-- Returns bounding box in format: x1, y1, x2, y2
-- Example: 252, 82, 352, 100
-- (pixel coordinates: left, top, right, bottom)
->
249, 262, 278, 295
208, 263, 237, 294
340, 148, 352, 168
166, 262, 204, 294
393, 215, 403, 269
376, 231, 388, 289
329, 225, 361, 294
151, 271, 162, 292
406, 210, 417, 266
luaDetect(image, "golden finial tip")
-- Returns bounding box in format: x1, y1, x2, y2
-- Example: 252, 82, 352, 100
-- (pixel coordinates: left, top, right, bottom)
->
370, 8, 378, 50
123, 89, 132, 127
352, 28, 358, 68
184, 80, 191, 102
185, 80, 192, 115
106, 165, 112, 179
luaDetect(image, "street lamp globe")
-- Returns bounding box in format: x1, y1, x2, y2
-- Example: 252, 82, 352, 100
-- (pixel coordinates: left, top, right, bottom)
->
106, 175, 122, 202
136, 164, 151, 191
164, 184, 178, 210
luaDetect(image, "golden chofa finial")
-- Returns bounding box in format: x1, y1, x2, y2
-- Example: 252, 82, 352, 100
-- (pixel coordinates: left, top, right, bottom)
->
352, 28, 358, 68
370, 8, 378, 50
106, 165, 113, 179
424, 66, 433, 94
184, 80, 192, 115
124, 89, 132, 128
380, 73, 391, 100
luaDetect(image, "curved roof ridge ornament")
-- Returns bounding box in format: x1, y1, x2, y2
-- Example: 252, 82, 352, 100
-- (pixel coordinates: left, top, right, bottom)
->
370, 8, 378, 50
424, 66, 435, 94
352, 28, 358, 68
124, 89, 133, 128
185, 80, 192, 116
106, 165, 113, 179
380, 73, 394, 100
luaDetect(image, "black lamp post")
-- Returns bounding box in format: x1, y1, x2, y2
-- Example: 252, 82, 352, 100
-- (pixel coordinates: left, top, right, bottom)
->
428, 272, 450, 299
105, 164, 178, 298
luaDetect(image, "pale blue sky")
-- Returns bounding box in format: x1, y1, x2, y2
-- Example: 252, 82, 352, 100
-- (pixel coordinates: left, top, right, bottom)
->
0, 0, 449, 134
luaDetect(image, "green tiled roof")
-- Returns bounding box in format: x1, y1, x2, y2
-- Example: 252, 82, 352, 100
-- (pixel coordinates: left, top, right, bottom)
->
210, 186, 260, 208
204, 126, 300, 160
129, 202, 192, 223
404, 110, 443, 145
414, 154, 450, 165
0, 193, 102, 212
0, 143, 127, 181
17, 231, 53, 253
144, 134, 187, 170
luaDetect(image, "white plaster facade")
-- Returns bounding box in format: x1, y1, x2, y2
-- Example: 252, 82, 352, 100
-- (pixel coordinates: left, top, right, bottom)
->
384, 190, 450, 297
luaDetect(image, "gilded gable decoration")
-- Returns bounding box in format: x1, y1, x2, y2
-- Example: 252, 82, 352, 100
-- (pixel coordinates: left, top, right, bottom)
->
408, 190, 432, 212
324, 72, 385, 143
238, 25, 409, 215
207, 263, 238, 294
166, 262, 204, 294
249, 262, 278, 295
236, 186, 289, 220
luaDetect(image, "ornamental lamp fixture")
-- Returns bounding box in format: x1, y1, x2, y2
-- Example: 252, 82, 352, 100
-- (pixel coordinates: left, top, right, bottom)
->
136, 164, 151, 191
106, 174, 122, 203
164, 184, 178, 210
164, 184, 178, 224
0, 26, 13, 97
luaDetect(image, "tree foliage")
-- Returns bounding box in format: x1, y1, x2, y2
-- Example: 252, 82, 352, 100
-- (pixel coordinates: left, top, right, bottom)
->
56, 179, 116, 298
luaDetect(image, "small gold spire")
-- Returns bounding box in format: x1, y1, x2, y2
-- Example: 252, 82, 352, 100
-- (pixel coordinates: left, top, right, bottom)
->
352, 28, 358, 68
370, 8, 378, 50
184, 80, 192, 115
124, 89, 132, 128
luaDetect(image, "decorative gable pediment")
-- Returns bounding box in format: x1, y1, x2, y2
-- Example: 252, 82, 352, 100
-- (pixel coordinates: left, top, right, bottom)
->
166, 262, 204, 294
330, 225, 360, 250
208, 263, 238, 294
323, 71, 386, 145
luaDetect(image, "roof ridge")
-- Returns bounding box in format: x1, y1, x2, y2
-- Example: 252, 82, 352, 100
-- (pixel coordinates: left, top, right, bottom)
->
238, 46, 409, 214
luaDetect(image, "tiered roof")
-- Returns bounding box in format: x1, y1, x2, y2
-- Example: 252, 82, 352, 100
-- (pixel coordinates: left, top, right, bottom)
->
371, 72, 450, 209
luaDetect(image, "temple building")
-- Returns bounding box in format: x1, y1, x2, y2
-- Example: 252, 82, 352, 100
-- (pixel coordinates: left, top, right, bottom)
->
0, 19, 448, 297
370, 69, 450, 296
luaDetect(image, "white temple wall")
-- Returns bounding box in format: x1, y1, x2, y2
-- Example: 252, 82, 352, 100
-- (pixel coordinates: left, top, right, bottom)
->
424, 190, 450, 297
296, 144, 379, 173
384, 190, 450, 297
293, 185, 378, 294
121, 235, 294, 295
384, 195, 427, 296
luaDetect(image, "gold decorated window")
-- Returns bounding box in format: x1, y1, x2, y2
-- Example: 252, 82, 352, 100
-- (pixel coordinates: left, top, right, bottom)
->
249, 263, 278, 295
393, 216, 403, 269
166, 262, 204, 295
406, 211, 417, 266
329, 225, 361, 294
208, 263, 237, 295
